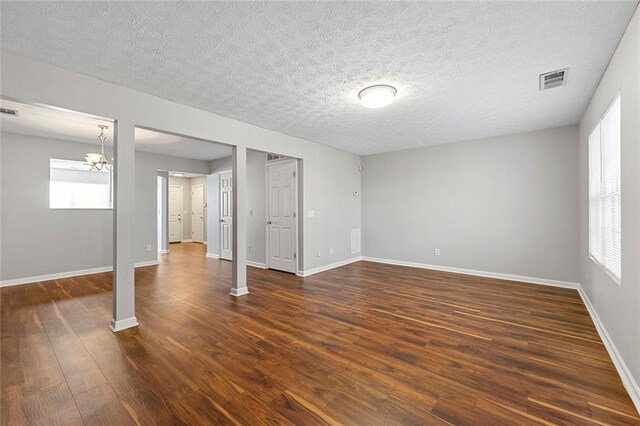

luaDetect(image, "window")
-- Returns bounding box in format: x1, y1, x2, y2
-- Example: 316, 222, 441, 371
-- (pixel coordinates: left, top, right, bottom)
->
50, 158, 112, 209
589, 94, 621, 281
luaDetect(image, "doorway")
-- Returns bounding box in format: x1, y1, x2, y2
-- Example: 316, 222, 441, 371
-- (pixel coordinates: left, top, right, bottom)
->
219, 171, 233, 260
192, 184, 205, 243
266, 159, 298, 273
169, 185, 183, 243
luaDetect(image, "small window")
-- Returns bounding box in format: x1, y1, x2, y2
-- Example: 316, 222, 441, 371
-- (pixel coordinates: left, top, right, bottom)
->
588, 94, 621, 282
50, 158, 112, 209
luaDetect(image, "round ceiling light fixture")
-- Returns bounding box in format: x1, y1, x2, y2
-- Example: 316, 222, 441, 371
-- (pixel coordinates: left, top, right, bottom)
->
358, 84, 397, 108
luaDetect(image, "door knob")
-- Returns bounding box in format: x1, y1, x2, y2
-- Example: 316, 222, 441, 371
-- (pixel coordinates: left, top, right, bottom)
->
267, 220, 272, 225
220, 219, 225, 223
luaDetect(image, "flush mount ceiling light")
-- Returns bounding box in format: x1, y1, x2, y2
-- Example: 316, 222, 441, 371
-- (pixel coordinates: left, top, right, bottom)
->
358, 85, 397, 108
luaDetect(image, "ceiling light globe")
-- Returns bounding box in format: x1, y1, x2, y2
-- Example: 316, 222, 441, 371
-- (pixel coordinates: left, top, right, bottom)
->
358, 85, 397, 108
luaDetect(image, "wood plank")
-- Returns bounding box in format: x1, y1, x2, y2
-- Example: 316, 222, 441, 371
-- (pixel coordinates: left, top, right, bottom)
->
1, 242, 638, 424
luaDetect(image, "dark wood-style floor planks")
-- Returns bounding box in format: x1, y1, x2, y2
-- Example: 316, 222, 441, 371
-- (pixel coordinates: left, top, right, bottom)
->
1, 242, 638, 425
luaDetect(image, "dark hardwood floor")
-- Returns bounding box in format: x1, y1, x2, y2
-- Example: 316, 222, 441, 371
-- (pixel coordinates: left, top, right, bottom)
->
1, 242, 639, 425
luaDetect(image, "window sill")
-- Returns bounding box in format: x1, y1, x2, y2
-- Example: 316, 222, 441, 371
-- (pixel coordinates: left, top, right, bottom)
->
588, 255, 622, 286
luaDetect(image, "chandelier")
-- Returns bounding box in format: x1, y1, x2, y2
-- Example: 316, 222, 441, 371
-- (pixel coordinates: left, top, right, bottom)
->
85, 124, 112, 171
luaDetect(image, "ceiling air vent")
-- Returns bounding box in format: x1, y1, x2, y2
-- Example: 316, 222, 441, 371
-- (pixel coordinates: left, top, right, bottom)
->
266, 153, 286, 162
0, 107, 19, 117
540, 68, 568, 90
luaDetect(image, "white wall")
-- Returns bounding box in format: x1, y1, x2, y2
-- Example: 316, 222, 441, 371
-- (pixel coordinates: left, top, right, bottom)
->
1, 52, 362, 273
578, 6, 640, 398
0, 132, 209, 281
362, 126, 580, 283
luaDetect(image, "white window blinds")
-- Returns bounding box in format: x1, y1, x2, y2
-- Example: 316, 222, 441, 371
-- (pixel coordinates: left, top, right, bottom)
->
588, 95, 621, 281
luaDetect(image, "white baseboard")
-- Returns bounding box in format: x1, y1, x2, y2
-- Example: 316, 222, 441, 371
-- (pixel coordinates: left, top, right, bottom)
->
297, 256, 363, 277
247, 261, 267, 269
578, 285, 640, 414
361, 256, 580, 289
1, 261, 159, 288
206, 253, 220, 259
229, 287, 249, 297
135, 260, 160, 268
159, 249, 170, 254
182, 239, 193, 243
110, 316, 139, 332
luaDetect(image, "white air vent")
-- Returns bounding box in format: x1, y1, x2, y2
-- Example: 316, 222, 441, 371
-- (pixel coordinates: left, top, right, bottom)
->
0, 107, 18, 117
266, 153, 286, 162
540, 68, 568, 90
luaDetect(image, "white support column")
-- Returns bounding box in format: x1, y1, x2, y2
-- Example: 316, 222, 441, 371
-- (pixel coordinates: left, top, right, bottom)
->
230, 145, 248, 297
110, 120, 139, 332
157, 171, 170, 254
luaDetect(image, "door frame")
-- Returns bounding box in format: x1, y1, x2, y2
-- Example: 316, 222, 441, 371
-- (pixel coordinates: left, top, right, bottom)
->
264, 158, 299, 273
191, 183, 204, 243
218, 170, 232, 260
169, 184, 183, 243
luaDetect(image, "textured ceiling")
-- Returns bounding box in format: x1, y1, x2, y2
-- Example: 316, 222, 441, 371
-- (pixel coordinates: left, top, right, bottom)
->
1, 1, 637, 155
0, 99, 231, 161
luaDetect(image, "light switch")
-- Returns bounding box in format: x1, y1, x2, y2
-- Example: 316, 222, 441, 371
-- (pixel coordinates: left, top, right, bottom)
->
308, 210, 315, 218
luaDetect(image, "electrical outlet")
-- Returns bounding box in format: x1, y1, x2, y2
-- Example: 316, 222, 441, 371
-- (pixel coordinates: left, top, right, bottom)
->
249, 210, 254, 217
146, 244, 152, 252
317, 249, 321, 257
329, 247, 334, 255
435, 248, 440, 256
247, 245, 251, 253
308, 210, 315, 218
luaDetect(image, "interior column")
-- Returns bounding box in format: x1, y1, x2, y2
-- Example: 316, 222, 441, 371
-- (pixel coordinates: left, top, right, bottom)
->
110, 119, 139, 332
230, 145, 248, 296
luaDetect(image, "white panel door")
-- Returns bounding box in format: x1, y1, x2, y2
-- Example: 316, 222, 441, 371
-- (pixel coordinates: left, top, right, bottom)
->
219, 172, 233, 260
169, 185, 183, 243
192, 184, 204, 243
267, 161, 297, 273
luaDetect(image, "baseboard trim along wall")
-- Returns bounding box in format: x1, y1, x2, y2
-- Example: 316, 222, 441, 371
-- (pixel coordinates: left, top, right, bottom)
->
361, 256, 580, 289
577, 286, 640, 414
205, 253, 220, 259
246, 261, 267, 269
297, 256, 362, 277
0, 260, 160, 288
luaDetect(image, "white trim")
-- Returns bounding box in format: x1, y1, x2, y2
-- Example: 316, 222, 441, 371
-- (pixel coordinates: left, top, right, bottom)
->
229, 287, 249, 297
110, 316, 139, 332
265, 159, 300, 273
578, 285, 640, 414
361, 256, 579, 289
181, 239, 193, 243
247, 261, 267, 269
160, 249, 170, 254
206, 253, 220, 259
297, 256, 363, 277
1, 267, 113, 287
0, 261, 159, 287
134, 260, 159, 268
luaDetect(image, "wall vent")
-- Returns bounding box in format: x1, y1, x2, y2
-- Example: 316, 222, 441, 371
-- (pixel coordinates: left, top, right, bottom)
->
540, 68, 568, 90
0, 107, 18, 117
266, 153, 286, 162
